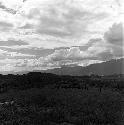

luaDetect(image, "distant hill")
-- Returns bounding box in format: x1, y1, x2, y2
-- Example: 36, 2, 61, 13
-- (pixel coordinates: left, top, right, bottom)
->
45, 58, 124, 76
1, 58, 123, 76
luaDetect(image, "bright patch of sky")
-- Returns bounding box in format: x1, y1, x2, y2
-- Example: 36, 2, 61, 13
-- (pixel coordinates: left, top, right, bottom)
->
0, 0, 123, 73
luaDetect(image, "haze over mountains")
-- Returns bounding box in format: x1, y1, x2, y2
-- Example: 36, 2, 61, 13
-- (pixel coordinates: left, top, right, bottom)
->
45, 58, 124, 76
0, 58, 123, 76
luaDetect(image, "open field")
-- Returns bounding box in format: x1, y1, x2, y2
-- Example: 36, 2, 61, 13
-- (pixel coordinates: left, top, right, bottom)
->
0, 73, 124, 125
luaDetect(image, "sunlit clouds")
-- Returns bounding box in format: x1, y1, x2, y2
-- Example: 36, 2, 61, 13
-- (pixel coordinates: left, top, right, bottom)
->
0, 0, 123, 73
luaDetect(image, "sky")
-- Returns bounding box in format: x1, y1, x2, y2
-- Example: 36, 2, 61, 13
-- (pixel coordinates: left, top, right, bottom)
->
0, 0, 123, 73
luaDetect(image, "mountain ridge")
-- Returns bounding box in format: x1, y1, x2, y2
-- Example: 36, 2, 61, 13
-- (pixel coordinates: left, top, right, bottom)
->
44, 58, 124, 76
1, 58, 123, 76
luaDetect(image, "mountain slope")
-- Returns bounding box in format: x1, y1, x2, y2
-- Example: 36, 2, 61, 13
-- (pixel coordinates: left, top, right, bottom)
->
45, 58, 124, 76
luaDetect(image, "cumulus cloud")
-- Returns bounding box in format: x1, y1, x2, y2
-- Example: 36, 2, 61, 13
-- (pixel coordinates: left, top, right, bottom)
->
49, 43, 114, 62
104, 23, 123, 46
0, 0, 123, 73
25, 44, 112, 69
103, 22, 123, 58
22, 0, 110, 40
0, 0, 122, 49
46, 47, 91, 62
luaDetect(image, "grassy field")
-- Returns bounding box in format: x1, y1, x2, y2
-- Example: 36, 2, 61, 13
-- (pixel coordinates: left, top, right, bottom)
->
0, 73, 123, 124
0, 86, 123, 125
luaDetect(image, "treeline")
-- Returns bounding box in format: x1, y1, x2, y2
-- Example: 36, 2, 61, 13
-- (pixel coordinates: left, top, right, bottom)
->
0, 72, 124, 93
0, 73, 124, 124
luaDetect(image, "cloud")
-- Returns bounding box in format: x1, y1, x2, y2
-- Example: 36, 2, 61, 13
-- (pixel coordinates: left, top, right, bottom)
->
36, 2, 109, 39
36, 44, 113, 67
0, 47, 54, 58
0, 40, 29, 46
103, 22, 123, 58
111, 45, 123, 58
0, 21, 13, 27
0, 21, 13, 31
19, 23, 34, 29
0, 0, 123, 73
0, 58, 28, 72
8, 46, 99, 70
46, 47, 91, 62
18, 0, 110, 42
104, 22, 123, 46
0, 33, 120, 72
0, 46, 35, 61
0, 0, 122, 49
0, 1, 17, 14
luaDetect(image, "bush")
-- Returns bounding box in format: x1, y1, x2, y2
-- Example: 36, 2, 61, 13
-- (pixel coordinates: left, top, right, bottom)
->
44, 88, 124, 125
